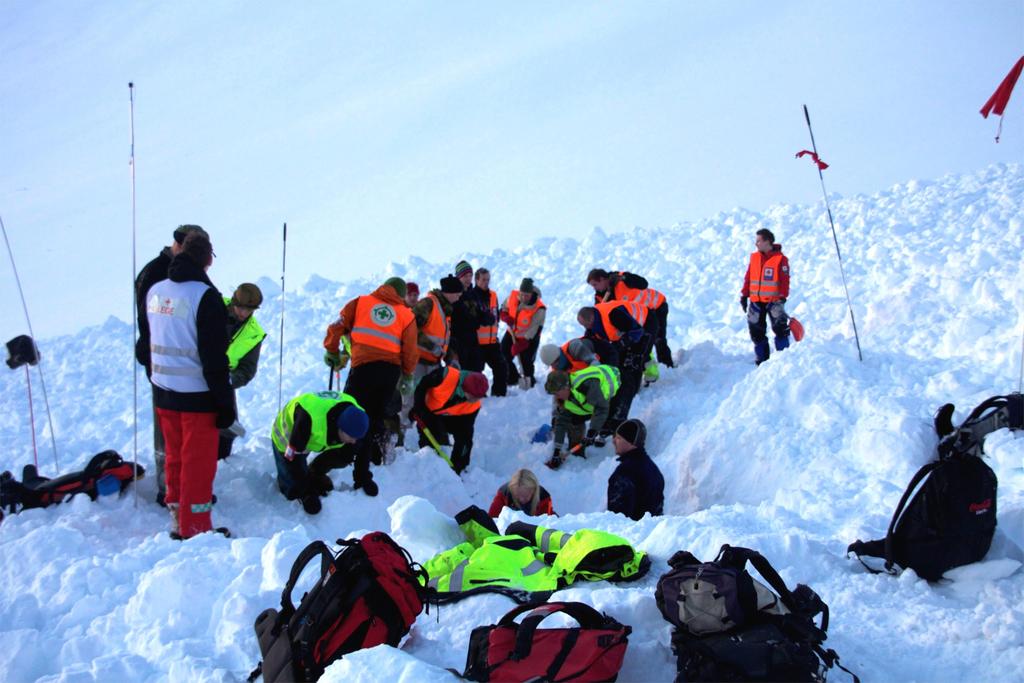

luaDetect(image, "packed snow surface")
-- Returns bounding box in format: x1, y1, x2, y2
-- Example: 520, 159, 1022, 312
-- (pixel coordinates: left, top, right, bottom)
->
1, 164, 1023, 682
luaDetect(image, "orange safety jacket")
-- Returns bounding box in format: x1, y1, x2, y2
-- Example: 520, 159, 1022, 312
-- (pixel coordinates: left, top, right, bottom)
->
743, 249, 789, 303
506, 290, 546, 338
418, 293, 450, 363
594, 301, 647, 342
476, 289, 500, 345
612, 277, 666, 309
561, 341, 590, 373
350, 293, 415, 354
425, 367, 481, 417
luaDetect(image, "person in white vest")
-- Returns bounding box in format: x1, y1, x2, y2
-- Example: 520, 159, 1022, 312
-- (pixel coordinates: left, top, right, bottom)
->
140, 231, 236, 539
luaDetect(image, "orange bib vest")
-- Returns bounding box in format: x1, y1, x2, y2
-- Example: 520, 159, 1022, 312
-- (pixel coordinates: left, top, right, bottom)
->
506, 290, 546, 338
594, 301, 647, 342
612, 276, 666, 309
747, 252, 785, 302
350, 294, 414, 355
477, 289, 500, 345
426, 367, 481, 417
561, 341, 590, 373
418, 293, 450, 363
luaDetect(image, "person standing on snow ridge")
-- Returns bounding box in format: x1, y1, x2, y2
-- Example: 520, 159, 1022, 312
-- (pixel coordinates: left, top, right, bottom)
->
587, 268, 674, 368
141, 231, 235, 539
488, 468, 555, 517
218, 283, 266, 460
323, 277, 418, 496
607, 419, 663, 521
270, 391, 369, 514
412, 367, 489, 474
501, 278, 546, 389
463, 267, 507, 396
134, 223, 210, 507
543, 364, 620, 469
740, 228, 791, 365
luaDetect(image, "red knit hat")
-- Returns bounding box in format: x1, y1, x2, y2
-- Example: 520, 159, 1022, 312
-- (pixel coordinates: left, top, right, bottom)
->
462, 372, 489, 398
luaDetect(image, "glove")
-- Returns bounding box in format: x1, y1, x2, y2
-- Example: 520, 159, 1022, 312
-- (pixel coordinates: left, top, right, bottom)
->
399, 374, 415, 397
215, 403, 237, 430
337, 352, 350, 369
582, 430, 606, 448
324, 350, 344, 369
283, 446, 298, 462
740, 296, 748, 313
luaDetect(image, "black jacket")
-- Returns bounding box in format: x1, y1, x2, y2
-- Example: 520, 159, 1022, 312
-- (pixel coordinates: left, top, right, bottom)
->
140, 253, 235, 425
607, 446, 664, 521
594, 271, 649, 304
134, 247, 173, 369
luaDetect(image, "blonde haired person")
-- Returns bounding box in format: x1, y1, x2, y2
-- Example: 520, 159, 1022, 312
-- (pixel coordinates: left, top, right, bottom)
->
488, 468, 555, 517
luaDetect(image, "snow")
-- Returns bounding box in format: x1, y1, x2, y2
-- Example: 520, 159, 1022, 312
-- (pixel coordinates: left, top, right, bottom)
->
2, 163, 1023, 682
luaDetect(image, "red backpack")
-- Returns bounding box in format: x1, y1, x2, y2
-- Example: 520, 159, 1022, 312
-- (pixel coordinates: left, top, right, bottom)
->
249, 532, 427, 682
462, 602, 632, 682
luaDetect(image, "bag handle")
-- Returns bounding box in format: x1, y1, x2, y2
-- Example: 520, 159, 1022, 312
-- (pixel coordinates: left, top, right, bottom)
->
280, 540, 335, 616
883, 462, 940, 572
506, 602, 610, 661
715, 545, 798, 611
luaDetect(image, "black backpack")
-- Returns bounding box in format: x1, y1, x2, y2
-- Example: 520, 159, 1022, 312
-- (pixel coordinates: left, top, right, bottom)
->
0, 451, 144, 516
848, 393, 1021, 581
656, 545, 858, 683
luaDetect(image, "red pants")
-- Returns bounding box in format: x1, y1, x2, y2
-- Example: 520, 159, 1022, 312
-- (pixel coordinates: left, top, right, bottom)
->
156, 408, 218, 538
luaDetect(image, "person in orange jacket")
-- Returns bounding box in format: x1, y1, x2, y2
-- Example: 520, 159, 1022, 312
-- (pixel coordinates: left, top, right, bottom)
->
500, 278, 546, 389
323, 277, 418, 496
412, 367, 489, 474
740, 229, 791, 365
587, 268, 674, 368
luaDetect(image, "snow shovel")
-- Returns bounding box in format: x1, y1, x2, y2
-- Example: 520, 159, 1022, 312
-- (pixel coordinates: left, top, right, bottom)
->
790, 317, 805, 342
411, 413, 454, 468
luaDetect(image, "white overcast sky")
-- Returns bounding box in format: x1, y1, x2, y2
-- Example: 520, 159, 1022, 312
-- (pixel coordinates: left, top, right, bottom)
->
1, 1, 1022, 338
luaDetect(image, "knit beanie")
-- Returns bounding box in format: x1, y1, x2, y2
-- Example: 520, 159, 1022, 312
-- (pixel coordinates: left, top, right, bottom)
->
406, 282, 420, 296
615, 419, 647, 448
440, 274, 464, 294
337, 406, 369, 440
383, 277, 407, 299
519, 277, 535, 293
455, 260, 473, 279
462, 371, 489, 398
544, 370, 570, 394
538, 344, 561, 367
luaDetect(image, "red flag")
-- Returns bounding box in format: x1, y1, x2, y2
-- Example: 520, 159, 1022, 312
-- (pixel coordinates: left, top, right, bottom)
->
980, 56, 1024, 142
795, 150, 828, 170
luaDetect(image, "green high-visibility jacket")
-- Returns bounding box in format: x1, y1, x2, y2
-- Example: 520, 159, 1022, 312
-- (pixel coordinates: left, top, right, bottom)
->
564, 365, 621, 416
426, 535, 559, 594
223, 297, 267, 370
271, 391, 363, 453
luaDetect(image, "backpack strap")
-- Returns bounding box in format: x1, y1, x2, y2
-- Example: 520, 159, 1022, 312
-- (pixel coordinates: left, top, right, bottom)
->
505, 602, 614, 675
280, 540, 335, 616
937, 393, 1023, 460
715, 545, 799, 612
882, 462, 941, 572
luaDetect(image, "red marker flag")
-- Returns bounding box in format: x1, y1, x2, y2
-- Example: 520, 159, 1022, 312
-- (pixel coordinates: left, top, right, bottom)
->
980, 56, 1024, 142
795, 150, 828, 170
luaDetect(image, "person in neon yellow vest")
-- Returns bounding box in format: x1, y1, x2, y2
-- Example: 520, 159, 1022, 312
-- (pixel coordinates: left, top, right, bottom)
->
219, 283, 266, 459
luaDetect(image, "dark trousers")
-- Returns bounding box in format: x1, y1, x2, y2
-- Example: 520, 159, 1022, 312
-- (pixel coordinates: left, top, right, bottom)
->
747, 301, 790, 363
654, 302, 674, 367
273, 443, 357, 499
502, 328, 542, 386
607, 337, 651, 432
343, 361, 401, 480
417, 411, 477, 474
458, 340, 484, 372
480, 343, 508, 396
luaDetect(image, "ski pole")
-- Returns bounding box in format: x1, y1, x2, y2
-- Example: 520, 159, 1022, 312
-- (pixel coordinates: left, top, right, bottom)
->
411, 413, 454, 467
801, 104, 864, 362
328, 366, 334, 391
277, 222, 286, 416
1, 215, 59, 471
128, 81, 138, 506
24, 366, 38, 469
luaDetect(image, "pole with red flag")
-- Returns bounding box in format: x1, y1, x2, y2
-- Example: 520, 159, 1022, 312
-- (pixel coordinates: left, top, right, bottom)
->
980, 56, 1024, 143
799, 105, 863, 362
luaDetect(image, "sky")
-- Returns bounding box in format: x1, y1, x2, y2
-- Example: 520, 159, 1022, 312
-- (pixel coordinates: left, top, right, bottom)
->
1, 0, 1022, 338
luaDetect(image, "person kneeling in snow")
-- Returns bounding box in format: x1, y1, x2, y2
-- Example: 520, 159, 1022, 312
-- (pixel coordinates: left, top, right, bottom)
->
607, 419, 664, 521
488, 468, 555, 517
411, 367, 488, 474
271, 392, 370, 514
543, 364, 620, 469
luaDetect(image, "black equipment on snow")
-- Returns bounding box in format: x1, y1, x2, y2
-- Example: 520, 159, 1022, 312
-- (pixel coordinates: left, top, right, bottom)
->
656, 545, 859, 683
0, 451, 144, 517
848, 393, 1021, 581
5, 335, 39, 369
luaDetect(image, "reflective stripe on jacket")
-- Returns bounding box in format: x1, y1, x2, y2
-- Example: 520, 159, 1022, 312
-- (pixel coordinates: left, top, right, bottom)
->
565, 364, 621, 416
594, 301, 647, 342
271, 391, 363, 453
222, 297, 267, 370
612, 277, 666, 309
426, 535, 558, 594
505, 290, 546, 338
351, 293, 415, 355
418, 293, 450, 363
745, 250, 787, 302
476, 289, 499, 345
425, 367, 481, 417
147, 279, 211, 392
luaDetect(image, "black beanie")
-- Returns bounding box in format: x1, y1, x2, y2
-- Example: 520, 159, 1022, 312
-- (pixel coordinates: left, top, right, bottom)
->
440, 274, 464, 294
615, 419, 647, 448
